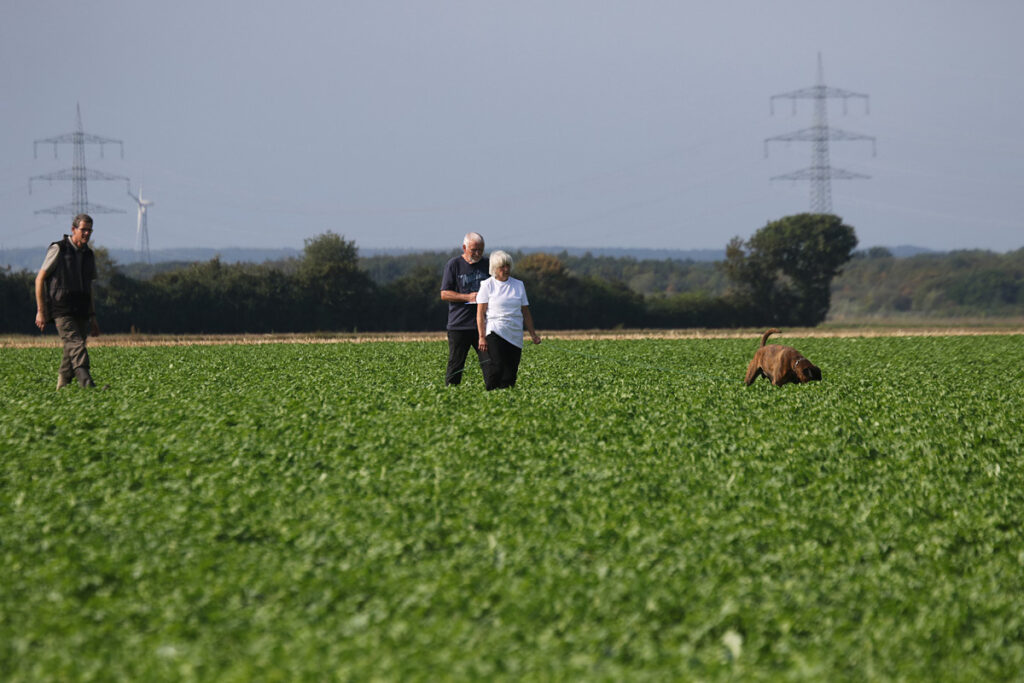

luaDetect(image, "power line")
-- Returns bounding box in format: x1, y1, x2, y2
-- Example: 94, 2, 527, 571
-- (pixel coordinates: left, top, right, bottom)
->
764, 53, 876, 214
29, 103, 130, 218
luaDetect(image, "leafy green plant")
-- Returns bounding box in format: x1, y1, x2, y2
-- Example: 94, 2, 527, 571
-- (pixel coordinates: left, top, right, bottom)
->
1, 336, 1022, 679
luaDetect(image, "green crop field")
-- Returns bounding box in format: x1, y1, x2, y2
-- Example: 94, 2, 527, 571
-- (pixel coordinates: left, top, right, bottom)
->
2, 335, 1023, 680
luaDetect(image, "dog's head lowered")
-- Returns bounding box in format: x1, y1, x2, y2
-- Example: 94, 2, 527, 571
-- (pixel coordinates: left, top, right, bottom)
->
793, 357, 822, 383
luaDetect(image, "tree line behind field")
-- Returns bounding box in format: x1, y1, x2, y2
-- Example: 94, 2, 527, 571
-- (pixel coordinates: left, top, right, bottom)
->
0, 240, 732, 335
362, 244, 1024, 320
2, 214, 1021, 335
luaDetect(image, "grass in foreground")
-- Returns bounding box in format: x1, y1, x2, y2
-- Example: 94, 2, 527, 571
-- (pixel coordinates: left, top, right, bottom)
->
2, 335, 1023, 680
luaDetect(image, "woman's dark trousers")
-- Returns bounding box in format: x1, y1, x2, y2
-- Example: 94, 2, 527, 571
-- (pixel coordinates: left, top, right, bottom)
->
481, 333, 522, 390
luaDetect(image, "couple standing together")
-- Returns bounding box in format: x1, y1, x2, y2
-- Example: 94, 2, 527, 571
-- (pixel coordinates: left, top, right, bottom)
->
440, 233, 541, 390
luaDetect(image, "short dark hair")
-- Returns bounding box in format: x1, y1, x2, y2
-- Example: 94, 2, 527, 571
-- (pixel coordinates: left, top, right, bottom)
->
72, 214, 94, 229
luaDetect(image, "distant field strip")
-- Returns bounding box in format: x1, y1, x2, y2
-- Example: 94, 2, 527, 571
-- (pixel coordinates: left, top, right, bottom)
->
2, 336, 1023, 679
3, 324, 1024, 348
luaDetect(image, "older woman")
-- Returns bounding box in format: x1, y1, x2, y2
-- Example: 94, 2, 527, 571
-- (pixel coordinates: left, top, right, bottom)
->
476, 250, 541, 390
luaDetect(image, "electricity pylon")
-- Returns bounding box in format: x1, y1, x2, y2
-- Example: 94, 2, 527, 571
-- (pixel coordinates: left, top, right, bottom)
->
764, 53, 876, 214
29, 103, 130, 218
128, 185, 154, 263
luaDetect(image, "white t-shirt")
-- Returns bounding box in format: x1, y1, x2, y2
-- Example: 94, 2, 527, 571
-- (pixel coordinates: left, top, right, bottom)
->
476, 276, 530, 348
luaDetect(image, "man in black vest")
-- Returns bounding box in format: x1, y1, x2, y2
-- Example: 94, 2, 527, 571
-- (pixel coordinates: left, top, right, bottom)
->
34, 214, 101, 389
439, 232, 489, 385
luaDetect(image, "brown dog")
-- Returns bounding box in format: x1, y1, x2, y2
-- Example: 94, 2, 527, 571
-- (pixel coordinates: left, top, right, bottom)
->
744, 328, 821, 386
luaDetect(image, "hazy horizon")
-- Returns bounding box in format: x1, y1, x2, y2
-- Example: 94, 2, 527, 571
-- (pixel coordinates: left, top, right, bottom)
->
0, 241, 948, 275
2, 1, 1022, 254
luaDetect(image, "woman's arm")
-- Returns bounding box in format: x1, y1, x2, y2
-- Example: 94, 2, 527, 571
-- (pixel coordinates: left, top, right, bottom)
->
477, 302, 489, 353
522, 306, 540, 344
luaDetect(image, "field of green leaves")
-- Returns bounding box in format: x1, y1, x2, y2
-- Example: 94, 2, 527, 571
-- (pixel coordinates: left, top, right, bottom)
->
2, 335, 1023, 680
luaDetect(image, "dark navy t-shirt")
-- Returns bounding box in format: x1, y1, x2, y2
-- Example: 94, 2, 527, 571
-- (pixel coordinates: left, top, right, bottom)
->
440, 255, 490, 330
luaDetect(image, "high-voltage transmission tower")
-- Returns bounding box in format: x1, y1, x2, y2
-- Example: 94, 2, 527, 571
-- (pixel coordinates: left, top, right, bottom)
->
764, 53, 876, 214
29, 103, 130, 218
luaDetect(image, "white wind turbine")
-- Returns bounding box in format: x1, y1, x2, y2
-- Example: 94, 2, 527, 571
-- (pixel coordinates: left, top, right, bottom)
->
127, 185, 154, 263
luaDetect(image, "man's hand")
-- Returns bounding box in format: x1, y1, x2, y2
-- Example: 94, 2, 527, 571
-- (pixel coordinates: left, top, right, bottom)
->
35, 311, 46, 331
90, 318, 101, 337
478, 335, 488, 353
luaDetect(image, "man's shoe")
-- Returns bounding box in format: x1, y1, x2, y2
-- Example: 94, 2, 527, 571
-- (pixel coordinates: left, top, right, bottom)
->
74, 367, 96, 388
56, 375, 72, 390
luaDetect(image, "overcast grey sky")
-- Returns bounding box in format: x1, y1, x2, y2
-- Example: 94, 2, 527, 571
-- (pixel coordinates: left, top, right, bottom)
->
2, 0, 1022, 254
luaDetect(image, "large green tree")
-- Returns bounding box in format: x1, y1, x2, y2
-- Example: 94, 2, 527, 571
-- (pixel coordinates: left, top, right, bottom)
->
297, 232, 375, 331
722, 213, 858, 325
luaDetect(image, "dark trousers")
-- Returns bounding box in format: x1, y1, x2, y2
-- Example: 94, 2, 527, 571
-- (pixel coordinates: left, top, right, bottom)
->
54, 315, 93, 387
481, 333, 522, 391
446, 329, 483, 385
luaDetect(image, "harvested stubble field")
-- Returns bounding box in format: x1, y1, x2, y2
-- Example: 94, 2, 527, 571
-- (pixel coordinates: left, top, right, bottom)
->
3, 321, 1024, 348
2, 329, 1023, 680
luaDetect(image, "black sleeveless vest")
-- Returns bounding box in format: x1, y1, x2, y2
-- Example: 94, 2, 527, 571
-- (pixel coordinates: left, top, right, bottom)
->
46, 236, 96, 320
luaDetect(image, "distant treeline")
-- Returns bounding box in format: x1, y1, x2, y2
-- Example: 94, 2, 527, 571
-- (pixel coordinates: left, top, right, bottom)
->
3, 216, 1021, 335
830, 248, 1024, 318
360, 243, 1024, 319
0, 245, 735, 273
0, 237, 750, 335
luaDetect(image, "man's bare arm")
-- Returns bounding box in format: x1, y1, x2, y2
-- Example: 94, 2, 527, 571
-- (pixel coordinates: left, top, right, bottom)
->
440, 290, 477, 303
34, 269, 48, 331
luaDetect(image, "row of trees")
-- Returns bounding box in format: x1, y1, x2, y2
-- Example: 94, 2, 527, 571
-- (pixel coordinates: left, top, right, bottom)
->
365, 230, 1024, 320
1, 214, 860, 334
830, 248, 1024, 318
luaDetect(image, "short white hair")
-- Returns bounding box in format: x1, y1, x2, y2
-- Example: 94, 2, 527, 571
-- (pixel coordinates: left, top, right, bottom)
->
463, 232, 484, 248
489, 250, 512, 276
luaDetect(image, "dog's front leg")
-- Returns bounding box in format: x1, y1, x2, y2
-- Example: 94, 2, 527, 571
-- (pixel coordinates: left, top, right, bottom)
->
744, 359, 763, 385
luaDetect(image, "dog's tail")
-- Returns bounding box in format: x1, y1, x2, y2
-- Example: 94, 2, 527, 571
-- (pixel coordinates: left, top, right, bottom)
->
760, 328, 781, 347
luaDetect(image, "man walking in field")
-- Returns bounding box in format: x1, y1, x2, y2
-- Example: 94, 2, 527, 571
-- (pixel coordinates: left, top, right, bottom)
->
440, 232, 489, 385
34, 213, 102, 389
